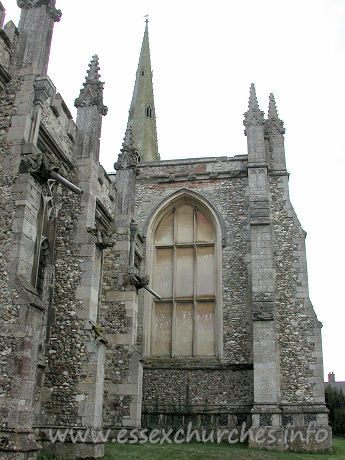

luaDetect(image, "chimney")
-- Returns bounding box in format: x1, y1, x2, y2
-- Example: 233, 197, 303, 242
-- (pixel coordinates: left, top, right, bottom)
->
328, 372, 335, 383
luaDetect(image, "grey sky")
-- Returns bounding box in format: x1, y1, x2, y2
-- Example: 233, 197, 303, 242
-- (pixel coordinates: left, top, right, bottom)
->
4, 0, 345, 380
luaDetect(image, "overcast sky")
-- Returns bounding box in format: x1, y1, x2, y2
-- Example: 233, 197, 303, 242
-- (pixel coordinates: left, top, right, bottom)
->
4, 0, 345, 380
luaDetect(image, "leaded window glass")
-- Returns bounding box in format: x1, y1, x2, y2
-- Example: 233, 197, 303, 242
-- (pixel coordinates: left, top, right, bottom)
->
152, 204, 216, 357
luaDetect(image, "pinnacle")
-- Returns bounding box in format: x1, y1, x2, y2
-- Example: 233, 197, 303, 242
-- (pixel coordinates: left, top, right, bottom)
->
268, 93, 279, 119
85, 55, 101, 83
122, 125, 135, 150
248, 83, 260, 111
75, 55, 107, 114
243, 83, 265, 126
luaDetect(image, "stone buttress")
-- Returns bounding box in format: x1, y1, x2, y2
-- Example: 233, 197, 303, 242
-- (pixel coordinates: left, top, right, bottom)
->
0, 1, 61, 458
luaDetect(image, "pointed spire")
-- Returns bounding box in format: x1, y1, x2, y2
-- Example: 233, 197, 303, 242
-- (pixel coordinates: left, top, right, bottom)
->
244, 83, 265, 127
125, 21, 159, 162
75, 55, 107, 115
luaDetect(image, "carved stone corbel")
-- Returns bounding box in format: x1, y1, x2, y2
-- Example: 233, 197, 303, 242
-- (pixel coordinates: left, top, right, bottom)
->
87, 226, 116, 250
19, 149, 60, 181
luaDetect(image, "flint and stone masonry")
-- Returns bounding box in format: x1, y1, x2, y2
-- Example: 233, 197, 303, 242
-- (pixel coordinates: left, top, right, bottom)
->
0, 1, 331, 458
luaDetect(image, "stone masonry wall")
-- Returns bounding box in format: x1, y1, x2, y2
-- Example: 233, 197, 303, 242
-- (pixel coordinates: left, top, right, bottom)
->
39, 184, 89, 426
0, 77, 23, 428
0, 30, 11, 74
135, 158, 251, 363
270, 175, 318, 404
100, 228, 133, 428
143, 367, 253, 407
129, 157, 253, 425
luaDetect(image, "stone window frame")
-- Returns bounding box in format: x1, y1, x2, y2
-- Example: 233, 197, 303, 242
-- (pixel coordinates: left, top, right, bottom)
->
146, 104, 153, 118
142, 189, 224, 360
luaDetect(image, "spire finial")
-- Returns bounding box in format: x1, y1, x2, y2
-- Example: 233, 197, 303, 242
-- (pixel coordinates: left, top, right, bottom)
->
243, 83, 265, 126
144, 14, 149, 25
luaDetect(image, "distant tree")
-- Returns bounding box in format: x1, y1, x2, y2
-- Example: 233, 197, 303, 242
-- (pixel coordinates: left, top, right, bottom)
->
325, 386, 345, 437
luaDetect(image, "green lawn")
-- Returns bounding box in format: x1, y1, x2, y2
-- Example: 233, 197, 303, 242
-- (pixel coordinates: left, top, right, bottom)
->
103, 437, 345, 460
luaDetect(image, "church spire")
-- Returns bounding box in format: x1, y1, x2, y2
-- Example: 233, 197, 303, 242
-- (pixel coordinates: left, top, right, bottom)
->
125, 20, 159, 162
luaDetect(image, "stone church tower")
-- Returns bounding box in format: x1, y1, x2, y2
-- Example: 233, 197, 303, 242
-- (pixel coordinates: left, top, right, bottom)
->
0, 1, 331, 458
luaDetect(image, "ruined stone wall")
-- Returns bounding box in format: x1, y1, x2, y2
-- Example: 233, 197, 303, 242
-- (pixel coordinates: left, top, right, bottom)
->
129, 157, 253, 426
270, 175, 320, 404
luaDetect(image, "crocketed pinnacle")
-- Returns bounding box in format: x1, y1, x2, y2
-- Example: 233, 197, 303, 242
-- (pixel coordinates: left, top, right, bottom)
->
244, 83, 265, 126
86, 55, 101, 83
114, 126, 139, 170
268, 93, 278, 120
122, 126, 135, 151
248, 83, 260, 111
266, 92, 285, 134
75, 55, 107, 115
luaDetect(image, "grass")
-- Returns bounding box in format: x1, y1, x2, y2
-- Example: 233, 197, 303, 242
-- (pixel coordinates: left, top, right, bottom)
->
103, 437, 345, 460
36, 437, 345, 459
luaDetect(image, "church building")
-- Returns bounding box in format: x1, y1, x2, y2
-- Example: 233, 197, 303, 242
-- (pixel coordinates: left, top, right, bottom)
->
0, 1, 331, 458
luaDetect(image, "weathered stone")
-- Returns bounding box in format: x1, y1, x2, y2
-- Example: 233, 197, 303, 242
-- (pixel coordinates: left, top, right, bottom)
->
0, 3, 331, 458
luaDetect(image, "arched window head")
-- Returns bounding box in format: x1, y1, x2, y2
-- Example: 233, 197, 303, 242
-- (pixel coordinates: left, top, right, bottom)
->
146, 105, 152, 119
151, 203, 216, 357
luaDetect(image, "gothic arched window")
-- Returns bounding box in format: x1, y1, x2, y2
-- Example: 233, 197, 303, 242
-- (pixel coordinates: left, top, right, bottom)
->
36, 239, 50, 298
151, 203, 216, 357
146, 105, 152, 118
